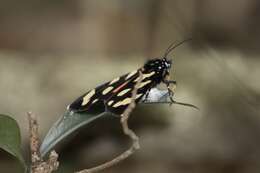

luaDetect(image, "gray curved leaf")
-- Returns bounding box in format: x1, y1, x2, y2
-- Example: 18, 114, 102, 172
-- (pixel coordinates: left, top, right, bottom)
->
40, 110, 109, 157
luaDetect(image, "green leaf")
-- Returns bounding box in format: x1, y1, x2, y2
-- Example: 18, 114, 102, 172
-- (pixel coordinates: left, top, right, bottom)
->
40, 110, 109, 157
0, 114, 26, 169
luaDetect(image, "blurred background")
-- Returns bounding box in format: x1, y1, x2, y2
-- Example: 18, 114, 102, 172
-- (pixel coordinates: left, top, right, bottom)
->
0, 0, 260, 172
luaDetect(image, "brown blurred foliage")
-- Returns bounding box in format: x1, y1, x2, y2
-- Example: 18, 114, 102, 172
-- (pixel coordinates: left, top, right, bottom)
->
0, 0, 260, 173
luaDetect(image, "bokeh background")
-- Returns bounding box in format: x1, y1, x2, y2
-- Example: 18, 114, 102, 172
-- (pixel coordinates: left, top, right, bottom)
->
0, 0, 260, 172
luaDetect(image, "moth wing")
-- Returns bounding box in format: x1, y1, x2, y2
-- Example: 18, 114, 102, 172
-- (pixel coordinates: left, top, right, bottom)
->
68, 82, 109, 113
67, 70, 140, 114
105, 71, 157, 115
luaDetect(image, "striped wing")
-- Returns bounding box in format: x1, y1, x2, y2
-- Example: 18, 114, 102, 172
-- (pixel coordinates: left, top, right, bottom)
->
68, 69, 158, 115
68, 69, 140, 114
105, 70, 158, 114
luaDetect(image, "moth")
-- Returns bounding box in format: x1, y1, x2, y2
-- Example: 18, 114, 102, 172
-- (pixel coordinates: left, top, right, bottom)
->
67, 40, 198, 116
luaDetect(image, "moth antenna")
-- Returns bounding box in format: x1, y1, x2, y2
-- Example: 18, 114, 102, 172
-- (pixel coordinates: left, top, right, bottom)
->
172, 100, 199, 110
163, 38, 192, 59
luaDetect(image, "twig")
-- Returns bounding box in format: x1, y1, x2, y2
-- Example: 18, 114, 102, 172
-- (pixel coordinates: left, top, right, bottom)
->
28, 112, 59, 173
28, 112, 42, 165
76, 70, 143, 173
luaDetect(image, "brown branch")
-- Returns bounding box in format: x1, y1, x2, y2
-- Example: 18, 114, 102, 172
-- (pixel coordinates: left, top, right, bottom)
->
28, 112, 59, 173
76, 70, 143, 173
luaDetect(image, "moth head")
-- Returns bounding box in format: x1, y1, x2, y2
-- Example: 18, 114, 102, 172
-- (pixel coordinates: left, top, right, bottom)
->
162, 58, 172, 69
162, 58, 172, 76
144, 39, 191, 77
144, 58, 172, 75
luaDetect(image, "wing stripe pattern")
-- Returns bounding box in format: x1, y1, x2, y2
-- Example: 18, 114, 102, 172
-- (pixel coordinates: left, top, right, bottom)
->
117, 88, 131, 96
107, 100, 114, 106
102, 86, 114, 95
109, 77, 120, 85
82, 89, 95, 106
125, 70, 137, 80
112, 82, 129, 93
68, 68, 158, 115
142, 71, 155, 79
138, 80, 151, 89
112, 98, 132, 108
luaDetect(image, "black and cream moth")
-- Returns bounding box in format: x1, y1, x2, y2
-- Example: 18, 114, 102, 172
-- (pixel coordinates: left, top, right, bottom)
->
67, 58, 174, 115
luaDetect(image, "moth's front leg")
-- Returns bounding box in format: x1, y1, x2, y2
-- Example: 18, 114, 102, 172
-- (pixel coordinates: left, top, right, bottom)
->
164, 80, 177, 85
163, 78, 177, 105
163, 73, 177, 87
142, 88, 151, 102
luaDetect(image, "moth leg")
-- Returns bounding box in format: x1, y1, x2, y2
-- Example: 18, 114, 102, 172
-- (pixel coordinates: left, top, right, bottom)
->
170, 100, 200, 110
142, 101, 172, 104
163, 80, 199, 110
142, 88, 151, 102
164, 80, 177, 85
163, 80, 177, 105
